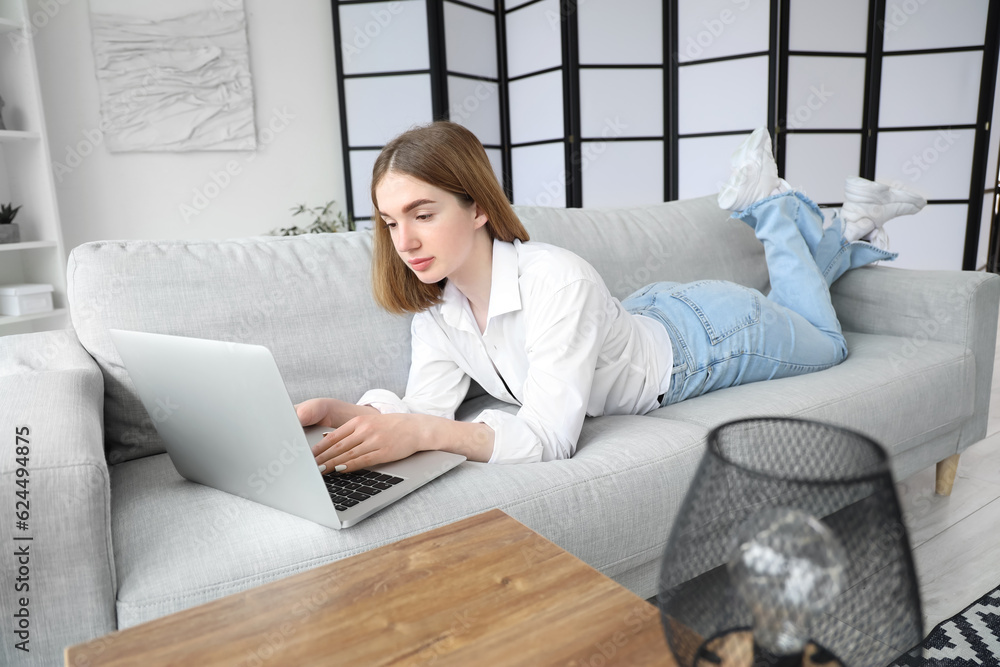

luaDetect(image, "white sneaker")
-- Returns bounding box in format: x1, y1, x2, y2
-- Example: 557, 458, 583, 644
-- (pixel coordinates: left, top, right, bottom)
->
717, 128, 790, 212
841, 177, 926, 244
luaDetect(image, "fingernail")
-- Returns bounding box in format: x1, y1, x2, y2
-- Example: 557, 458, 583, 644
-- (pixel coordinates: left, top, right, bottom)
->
335, 464, 347, 472
317, 464, 326, 472
322, 432, 330, 436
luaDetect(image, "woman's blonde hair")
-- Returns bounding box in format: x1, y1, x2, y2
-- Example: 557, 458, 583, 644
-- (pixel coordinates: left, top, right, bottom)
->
370, 121, 529, 314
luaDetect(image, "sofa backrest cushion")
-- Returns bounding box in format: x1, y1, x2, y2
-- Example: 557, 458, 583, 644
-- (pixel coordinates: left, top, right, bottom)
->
515, 195, 768, 299
68, 195, 767, 465
68, 233, 413, 465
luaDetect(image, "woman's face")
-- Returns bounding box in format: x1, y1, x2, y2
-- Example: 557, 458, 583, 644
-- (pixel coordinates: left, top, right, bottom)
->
375, 171, 489, 285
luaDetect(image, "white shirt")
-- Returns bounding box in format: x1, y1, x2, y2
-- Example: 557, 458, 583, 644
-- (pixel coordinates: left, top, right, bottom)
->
358, 239, 673, 464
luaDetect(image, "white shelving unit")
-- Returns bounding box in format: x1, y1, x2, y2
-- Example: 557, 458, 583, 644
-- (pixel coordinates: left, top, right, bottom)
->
0, 0, 68, 335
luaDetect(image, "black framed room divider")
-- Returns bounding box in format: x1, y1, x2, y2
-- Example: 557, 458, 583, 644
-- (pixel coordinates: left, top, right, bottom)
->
331, 0, 1000, 272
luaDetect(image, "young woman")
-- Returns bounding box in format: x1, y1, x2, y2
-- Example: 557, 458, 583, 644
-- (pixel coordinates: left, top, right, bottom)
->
298, 122, 924, 471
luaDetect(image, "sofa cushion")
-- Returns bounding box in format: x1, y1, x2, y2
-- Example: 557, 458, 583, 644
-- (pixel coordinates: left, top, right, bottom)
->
515, 194, 769, 300
67, 234, 413, 464
109, 416, 707, 628
647, 332, 975, 477
459, 331, 974, 473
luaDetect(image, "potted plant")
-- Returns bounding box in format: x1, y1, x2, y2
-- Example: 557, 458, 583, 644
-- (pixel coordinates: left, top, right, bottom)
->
0, 203, 21, 244
269, 200, 355, 236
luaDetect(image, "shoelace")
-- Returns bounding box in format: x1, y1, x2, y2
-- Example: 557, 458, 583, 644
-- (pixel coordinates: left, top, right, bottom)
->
866, 227, 891, 252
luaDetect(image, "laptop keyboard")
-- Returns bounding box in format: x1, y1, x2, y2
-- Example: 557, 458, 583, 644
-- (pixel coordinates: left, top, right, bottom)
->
324, 470, 404, 512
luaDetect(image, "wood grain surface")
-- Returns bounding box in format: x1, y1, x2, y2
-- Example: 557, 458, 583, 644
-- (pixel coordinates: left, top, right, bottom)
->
65, 509, 675, 666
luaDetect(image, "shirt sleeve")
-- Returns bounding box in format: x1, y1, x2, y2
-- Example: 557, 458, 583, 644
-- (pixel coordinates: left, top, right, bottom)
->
358, 312, 472, 420
474, 279, 614, 464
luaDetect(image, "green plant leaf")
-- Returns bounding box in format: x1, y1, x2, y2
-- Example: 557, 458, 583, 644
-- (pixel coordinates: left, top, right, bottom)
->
269, 200, 354, 235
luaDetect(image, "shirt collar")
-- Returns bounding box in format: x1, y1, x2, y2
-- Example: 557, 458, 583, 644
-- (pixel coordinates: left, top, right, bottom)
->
487, 238, 522, 321
439, 238, 522, 334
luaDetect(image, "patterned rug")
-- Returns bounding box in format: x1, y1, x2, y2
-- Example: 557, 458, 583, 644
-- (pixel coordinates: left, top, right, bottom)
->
888, 584, 1000, 666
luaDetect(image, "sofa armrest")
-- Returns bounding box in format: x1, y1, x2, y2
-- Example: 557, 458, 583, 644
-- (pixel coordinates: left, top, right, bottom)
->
831, 265, 1000, 449
1, 330, 116, 666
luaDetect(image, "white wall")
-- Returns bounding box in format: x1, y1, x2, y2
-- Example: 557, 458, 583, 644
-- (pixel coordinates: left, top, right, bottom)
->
28, 0, 346, 254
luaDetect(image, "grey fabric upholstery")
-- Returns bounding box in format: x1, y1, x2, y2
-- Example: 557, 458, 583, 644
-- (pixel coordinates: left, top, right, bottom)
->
651, 332, 975, 482
3, 193, 997, 666
515, 195, 770, 299
109, 416, 706, 628
0, 330, 117, 667
67, 234, 412, 465
830, 265, 1000, 452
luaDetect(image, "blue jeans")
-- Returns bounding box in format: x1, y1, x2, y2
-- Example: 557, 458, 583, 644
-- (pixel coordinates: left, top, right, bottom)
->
622, 191, 895, 406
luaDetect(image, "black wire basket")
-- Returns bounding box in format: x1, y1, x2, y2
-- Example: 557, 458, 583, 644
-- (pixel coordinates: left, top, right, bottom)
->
657, 418, 923, 667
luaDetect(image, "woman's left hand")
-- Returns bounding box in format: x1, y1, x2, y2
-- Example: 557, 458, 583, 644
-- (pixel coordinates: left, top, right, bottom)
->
313, 413, 430, 473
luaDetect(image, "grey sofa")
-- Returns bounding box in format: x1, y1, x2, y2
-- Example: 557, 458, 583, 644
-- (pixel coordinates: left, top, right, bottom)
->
2, 194, 998, 665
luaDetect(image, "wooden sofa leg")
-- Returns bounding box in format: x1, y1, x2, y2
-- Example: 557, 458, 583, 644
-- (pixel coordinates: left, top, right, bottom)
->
935, 454, 961, 496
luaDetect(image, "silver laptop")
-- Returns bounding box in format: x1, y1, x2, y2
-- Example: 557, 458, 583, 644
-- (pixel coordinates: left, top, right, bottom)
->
108, 329, 465, 529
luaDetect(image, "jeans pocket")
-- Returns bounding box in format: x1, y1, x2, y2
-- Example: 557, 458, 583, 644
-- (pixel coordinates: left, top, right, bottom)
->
671, 280, 760, 345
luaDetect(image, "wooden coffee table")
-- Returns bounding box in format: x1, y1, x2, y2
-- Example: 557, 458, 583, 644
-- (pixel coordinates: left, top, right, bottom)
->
65, 509, 674, 666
